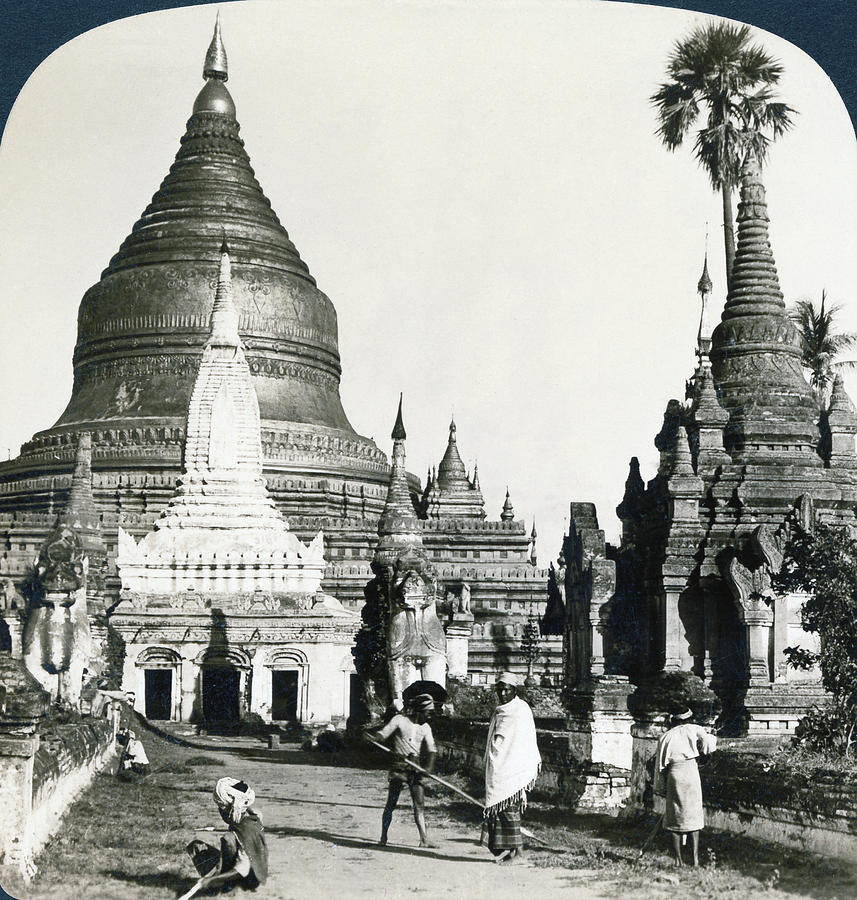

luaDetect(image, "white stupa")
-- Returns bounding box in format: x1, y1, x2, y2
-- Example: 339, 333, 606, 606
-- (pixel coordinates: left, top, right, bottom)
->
117, 240, 325, 594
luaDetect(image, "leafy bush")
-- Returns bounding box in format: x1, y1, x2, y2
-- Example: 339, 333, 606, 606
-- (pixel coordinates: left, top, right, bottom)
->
445, 677, 496, 721
793, 706, 856, 757
776, 522, 857, 757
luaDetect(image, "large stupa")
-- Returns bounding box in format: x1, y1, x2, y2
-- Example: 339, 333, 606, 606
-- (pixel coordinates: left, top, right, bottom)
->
0, 18, 388, 558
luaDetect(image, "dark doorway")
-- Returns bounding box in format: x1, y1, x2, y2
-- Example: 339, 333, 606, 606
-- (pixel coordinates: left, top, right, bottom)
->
202, 666, 240, 725
271, 670, 299, 721
348, 672, 368, 725
144, 669, 172, 720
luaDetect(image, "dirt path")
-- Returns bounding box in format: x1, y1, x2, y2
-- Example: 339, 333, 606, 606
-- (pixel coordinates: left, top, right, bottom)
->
184, 738, 611, 900
12, 729, 857, 900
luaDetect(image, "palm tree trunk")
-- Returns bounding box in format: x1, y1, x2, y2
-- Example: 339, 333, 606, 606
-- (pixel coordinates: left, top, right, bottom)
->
722, 184, 735, 291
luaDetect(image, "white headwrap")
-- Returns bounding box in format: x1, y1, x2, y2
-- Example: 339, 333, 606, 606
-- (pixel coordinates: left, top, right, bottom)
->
214, 777, 255, 823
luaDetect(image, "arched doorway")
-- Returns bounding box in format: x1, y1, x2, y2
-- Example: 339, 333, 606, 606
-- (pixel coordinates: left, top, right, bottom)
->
136, 647, 180, 721
199, 649, 250, 731
266, 649, 308, 722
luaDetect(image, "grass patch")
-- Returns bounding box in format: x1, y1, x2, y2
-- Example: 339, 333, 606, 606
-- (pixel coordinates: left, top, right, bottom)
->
184, 754, 227, 768
20, 728, 231, 900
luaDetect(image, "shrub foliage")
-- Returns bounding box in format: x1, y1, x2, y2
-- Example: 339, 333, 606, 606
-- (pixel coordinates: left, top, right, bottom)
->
776, 522, 857, 756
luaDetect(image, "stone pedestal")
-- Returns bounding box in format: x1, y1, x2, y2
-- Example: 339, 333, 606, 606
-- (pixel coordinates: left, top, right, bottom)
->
744, 682, 828, 735
445, 612, 474, 679
0, 734, 39, 879
565, 676, 634, 771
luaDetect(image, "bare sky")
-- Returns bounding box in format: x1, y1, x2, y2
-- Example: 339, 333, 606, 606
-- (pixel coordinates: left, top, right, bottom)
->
1, 0, 855, 558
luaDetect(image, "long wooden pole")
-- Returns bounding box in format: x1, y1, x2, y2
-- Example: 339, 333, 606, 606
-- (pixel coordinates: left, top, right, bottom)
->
366, 736, 561, 851
366, 737, 484, 808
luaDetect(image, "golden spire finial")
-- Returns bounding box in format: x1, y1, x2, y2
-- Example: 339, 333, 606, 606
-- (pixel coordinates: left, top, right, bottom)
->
203, 12, 228, 82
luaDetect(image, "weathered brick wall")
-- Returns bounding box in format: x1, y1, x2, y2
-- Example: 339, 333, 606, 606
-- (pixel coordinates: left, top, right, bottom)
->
432, 716, 630, 812
27, 717, 116, 868
699, 751, 857, 861
32, 719, 114, 806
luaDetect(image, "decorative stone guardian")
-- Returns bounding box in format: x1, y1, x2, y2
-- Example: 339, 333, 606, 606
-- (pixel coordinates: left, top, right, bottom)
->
444, 583, 474, 679
366, 397, 447, 708
22, 523, 92, 706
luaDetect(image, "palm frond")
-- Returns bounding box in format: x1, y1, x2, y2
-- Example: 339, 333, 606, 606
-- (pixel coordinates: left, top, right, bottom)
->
654, 20, 795, 191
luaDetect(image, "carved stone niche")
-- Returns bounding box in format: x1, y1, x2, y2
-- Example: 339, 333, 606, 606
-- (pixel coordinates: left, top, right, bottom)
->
720, 523, 788, 685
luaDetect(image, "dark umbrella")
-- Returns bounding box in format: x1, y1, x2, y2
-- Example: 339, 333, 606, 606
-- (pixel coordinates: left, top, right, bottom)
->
402, 680, 447, 706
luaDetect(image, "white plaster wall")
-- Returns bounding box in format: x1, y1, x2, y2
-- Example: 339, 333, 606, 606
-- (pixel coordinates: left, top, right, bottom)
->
28, 739, 116, 876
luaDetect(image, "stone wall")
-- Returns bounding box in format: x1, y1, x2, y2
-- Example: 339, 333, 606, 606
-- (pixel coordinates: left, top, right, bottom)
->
630, 722, 857, 861
30, 718, 117, 858
701, 751, 857, 861
436, 713, 857, 860
0, 714, 116, 883
432, 715, 630, 813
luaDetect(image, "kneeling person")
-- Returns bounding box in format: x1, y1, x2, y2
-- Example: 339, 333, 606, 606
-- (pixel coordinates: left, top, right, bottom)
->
373, 693, 437, 848
184, 777, 268, 896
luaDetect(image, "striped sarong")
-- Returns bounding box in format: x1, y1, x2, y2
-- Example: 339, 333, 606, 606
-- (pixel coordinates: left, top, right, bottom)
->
486, 809, 522, 856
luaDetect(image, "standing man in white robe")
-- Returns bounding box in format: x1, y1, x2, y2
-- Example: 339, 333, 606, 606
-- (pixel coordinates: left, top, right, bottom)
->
483, 672, 541, 864
654, 708, 717, 866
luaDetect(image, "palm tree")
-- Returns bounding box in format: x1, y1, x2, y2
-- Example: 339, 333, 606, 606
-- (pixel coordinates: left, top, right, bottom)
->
652, 21, 795, 286
790, 291, 857, 407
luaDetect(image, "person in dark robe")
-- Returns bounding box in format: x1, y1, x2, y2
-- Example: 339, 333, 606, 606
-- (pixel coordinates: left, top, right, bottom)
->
183, 777, 268, 896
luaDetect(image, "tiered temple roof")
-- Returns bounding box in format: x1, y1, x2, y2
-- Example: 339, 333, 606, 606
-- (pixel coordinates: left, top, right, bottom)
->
566, 154, 857, 731
422, 420, 486, 520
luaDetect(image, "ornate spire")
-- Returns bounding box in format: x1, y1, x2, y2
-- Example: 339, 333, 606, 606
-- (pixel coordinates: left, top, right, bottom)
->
697, 253, 713, 296
829, 374, 857, 428
65, 433, 98, 526
430, 416, 485, 519
501, 488, 515, 522
472, 460, 480, 490
827, 374, 857, 466
437, 417, 468, 488
690, 364, 728, 427
392, 393, 406, 440
696, 251, 713, 357
208, 239, 241, 347
710, 153, 819, 461
60, 432, 108, 599
670, 425, 695, 478
378, 397, 419, 540
530, 520, 537, 565
654, 399, 682, 474
203, 12, 228, 81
